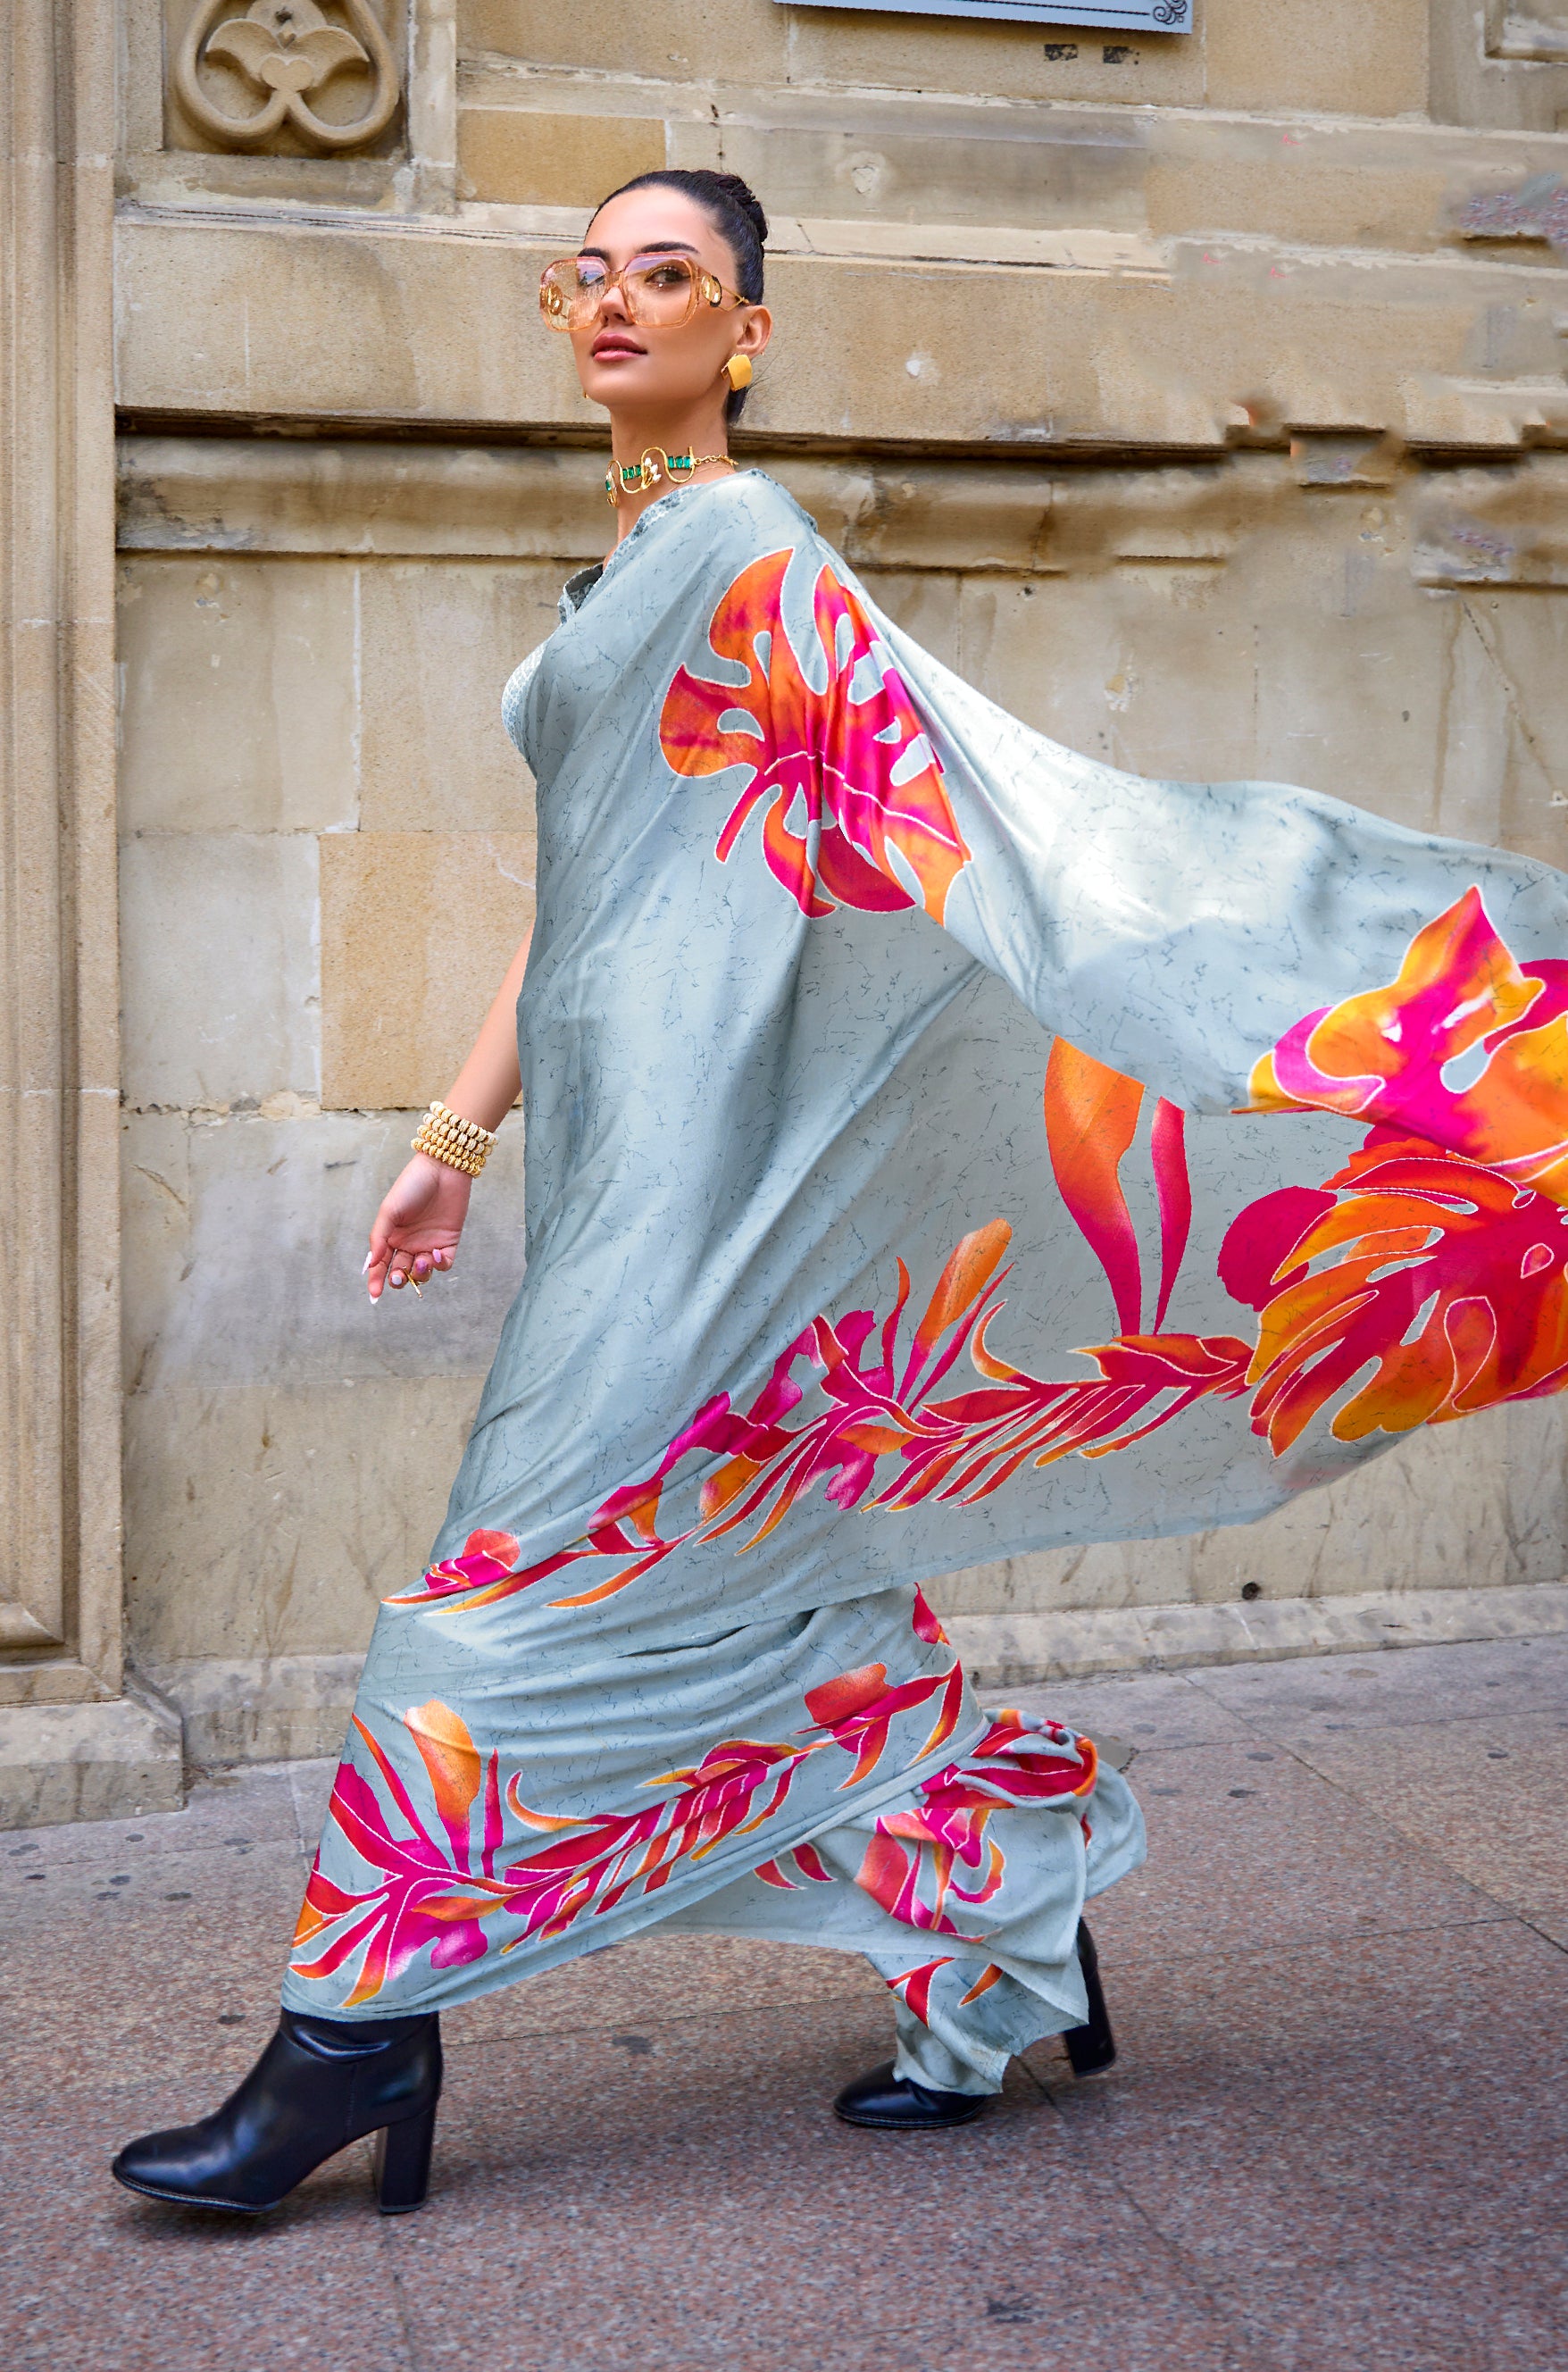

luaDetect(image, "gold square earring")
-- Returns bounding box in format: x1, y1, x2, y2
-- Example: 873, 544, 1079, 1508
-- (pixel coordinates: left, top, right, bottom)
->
724, 354, 753, 392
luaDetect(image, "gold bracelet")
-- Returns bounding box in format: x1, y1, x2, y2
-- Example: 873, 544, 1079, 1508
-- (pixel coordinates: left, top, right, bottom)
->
411, 1101, 496, 1178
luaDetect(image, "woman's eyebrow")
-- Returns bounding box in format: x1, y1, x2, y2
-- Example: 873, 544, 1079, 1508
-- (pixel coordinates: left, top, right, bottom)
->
576, 239, 702, 261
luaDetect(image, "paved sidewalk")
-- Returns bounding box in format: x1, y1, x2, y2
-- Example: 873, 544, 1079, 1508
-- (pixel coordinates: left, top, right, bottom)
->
4, 1633, 1568, 2372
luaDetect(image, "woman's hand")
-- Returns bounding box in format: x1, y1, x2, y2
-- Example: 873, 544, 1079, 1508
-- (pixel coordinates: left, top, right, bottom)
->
365, 1153, 471, 1302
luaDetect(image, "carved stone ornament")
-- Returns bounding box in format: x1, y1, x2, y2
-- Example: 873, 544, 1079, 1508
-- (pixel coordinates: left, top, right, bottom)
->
173, 0, 399, 152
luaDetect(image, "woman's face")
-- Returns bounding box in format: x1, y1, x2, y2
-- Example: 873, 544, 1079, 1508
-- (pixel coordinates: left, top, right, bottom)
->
567, 186, 771, 423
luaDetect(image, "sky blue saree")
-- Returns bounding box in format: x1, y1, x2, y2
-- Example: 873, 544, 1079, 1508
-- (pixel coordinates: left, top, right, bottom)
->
283, 472, 1568, 2082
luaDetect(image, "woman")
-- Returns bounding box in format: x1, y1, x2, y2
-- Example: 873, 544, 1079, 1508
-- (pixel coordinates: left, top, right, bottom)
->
113, 169, 1568, 2215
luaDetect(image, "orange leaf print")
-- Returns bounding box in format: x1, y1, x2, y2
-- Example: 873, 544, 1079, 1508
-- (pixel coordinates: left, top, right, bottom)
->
1248, 889, 1568, 1204
910, 1219, 1013, 1371
1044, 1041, 1147, 1334
406, 1700, 483, 1858
659, 548, 972, 924
1222, 1136, 1568, 1451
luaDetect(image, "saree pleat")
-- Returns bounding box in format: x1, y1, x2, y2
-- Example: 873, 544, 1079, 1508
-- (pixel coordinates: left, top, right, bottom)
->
282, 473, 1568, 2042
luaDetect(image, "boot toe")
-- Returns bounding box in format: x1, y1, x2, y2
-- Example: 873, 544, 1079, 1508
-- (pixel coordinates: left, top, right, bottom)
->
112, 2123, 267, 2212
833, 2061, 988, 2130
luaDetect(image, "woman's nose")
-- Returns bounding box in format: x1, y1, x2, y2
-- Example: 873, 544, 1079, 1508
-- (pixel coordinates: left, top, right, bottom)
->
597, 278, 630, 322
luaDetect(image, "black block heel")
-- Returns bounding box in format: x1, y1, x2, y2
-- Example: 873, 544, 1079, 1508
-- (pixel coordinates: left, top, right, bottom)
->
372, 2100, 438, 2214
1064, 1918, 1117, 2076
112, 2009, 442, 2215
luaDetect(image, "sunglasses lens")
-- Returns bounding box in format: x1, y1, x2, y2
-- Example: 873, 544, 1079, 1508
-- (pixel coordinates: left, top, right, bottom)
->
623, 255, 699, 325
539, 260, 605, 329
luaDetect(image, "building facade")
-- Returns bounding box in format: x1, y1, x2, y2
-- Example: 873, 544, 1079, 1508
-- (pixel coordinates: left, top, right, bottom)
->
6, 0, 1568, 1820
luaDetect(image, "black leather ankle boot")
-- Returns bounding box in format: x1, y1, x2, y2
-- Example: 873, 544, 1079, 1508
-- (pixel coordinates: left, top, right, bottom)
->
111, 2009, 442, 2215
832, 2063, 988, 2130
1064, 1918, 1117, 2076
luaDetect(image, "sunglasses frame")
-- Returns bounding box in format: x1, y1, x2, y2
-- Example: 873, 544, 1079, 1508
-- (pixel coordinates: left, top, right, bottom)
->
538, 251, 746, 332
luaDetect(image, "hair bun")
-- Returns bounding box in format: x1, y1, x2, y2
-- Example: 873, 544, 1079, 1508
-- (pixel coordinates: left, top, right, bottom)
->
706, 171, 769, 247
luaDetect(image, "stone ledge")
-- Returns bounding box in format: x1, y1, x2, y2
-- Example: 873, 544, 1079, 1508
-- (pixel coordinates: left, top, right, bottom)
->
0, 1685, 185, 1832
947, 1579, 1568, 1687
145, 1653, 366, 1767
113, 207, 1568, 453
116, 433, 1568, 597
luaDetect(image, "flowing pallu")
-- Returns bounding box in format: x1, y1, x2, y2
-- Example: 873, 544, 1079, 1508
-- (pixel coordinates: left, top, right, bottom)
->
284, 472, 1568, 2060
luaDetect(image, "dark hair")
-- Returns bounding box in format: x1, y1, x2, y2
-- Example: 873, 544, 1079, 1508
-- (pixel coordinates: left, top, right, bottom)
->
589, 167, 767, 424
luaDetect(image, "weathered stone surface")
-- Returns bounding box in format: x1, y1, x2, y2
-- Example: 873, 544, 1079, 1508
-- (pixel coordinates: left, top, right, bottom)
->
946, 1578, 1568, 1689
2, 0, 124, 1726
319, 829, 535, 1108
460, 0, 789, 88
938, 1398, 1568, 1625
356, 559, 555, 829
162, 0, 408, 162
119, 831, 320, 1109
143, 1651, 366, 1766
119, 435, 613, 559
114, 212, 1568, 452
117, 556, 360, 835
124, 1375, 484, 1666
0, 1693, 184, 1831
1205, 0, 1428, 117
953, 505, 1568, 872
458, 104, 665, 206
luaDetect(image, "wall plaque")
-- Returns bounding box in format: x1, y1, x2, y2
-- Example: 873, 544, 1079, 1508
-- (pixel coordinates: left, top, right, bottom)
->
777, 0, 1190, 26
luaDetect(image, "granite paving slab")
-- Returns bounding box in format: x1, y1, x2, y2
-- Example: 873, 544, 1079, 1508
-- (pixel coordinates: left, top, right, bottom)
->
3, 1840, 308, 2101
1286, 1708, 1568, 1914
0, 2084, 413, 2372
1192, 1631, 1568, 1739
1080, 1737, 1507, 1974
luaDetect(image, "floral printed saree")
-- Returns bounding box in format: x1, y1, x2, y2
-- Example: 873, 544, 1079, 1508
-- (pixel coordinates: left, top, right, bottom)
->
283, 472, 1568, 2078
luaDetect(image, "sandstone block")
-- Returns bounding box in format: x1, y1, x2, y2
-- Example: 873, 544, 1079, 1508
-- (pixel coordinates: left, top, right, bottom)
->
124, 1375, 487, 1664
0, 1694, 184, 1832
144, 1651, 368, 1766
458, 105, 666, 205
319, 829, 535, 1109
118, 436, 611, 562
117, 556, 359, 835
121, 1107, 528, 1392
357, 559, 557, 830
459, 0, 788, 86
935, 1397, 1568, 1619
116, 212, 1568, 454
1205, 0, 1428, 117
120, 831, 320, 1110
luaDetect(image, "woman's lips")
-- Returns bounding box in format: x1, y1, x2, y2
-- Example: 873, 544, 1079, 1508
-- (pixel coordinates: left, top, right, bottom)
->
591, 334, 646, 360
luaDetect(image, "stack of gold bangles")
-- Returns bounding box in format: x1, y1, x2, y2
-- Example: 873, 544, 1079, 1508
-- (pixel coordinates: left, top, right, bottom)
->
412, 1100, 496, 1178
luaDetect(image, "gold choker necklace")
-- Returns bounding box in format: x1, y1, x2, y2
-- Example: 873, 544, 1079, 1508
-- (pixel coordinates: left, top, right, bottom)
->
605, 448, 735, 508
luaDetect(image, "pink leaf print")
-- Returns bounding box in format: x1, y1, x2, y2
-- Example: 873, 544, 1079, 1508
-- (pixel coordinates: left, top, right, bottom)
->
660, 549, 972, 924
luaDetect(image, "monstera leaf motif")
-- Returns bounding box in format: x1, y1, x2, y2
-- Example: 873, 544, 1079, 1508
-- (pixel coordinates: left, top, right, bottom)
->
1229, 889, 1568, 1449
660, 549, 972, 924
1248, 888, 1568, 1203
1221, 1135, 1568, 1453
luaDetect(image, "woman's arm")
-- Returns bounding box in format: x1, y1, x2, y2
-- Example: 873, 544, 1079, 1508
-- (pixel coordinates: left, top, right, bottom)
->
365, 931, 531, 1302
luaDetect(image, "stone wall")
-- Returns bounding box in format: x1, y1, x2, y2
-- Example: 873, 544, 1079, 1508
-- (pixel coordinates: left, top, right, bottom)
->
7, 0, 1568, 1817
